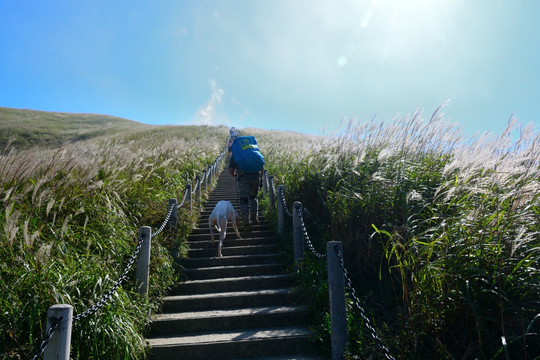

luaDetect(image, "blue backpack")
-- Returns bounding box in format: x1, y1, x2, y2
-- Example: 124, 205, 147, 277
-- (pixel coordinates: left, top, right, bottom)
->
231, 136, 265, 173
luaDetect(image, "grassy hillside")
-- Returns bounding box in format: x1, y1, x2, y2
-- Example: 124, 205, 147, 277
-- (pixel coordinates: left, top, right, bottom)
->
0, 107, 146, 149
0, 109, 229, 359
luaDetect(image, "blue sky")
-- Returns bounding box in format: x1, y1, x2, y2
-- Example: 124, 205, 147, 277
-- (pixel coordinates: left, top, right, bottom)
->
1, 0, 539, 137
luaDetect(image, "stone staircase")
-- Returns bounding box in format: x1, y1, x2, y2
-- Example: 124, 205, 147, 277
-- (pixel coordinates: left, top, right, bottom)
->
145, 167, 326, 360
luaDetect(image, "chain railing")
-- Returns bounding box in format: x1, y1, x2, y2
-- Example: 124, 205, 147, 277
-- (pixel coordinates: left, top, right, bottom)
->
276, 185, 325, 259
151, 201, 176, 239
298, 206, 326, 259
336, 247, 396, 360
271, 176, 395, 360
31, 220, 150, 360
31, 318, 62, 360
31, 144, 227, 360
278, 186, 293, 217
74, 231, 146, 322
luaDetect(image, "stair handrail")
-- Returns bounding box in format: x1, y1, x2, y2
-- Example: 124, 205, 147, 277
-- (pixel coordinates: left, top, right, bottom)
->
268, 175, 396, 360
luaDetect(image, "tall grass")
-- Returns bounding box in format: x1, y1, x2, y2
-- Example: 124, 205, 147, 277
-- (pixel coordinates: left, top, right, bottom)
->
255, 109, 540, 359
4, 112, 537, 359
0, 125, 228, 359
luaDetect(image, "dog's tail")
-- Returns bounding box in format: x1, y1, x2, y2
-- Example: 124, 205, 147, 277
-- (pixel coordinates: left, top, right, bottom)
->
214, 223, 221, 232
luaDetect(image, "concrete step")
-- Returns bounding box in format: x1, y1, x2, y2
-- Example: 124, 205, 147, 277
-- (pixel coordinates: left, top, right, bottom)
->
179, 254, 281, 268
190, 222, 269, 235
148, 305, 306, 336
206, 191, 238, 197
188, 229, 274, 241
195, 217, 267, 225
195, 209, 264, 217
202, 192, 235, 197
184, 263, 286, 280
227, 356, 328, 360
187, 236, 275, 249
170, 274, 294, 296
146, 327, 315, 360
203, 195, 238, 200
203, 200, 239, 207
160, 288, 294, 312
187, 244, 278, 258
205, 192, 237, 196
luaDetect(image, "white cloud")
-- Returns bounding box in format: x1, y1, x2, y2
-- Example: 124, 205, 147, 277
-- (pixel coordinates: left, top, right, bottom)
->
192, 79, 224, 126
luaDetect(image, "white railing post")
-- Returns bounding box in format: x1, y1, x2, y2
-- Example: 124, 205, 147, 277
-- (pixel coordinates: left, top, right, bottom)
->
43, 304, 73, 360
277, 185, 285, 235
292, 201, 304, 268
136, 226, 152, 297
327, 241, 348, 360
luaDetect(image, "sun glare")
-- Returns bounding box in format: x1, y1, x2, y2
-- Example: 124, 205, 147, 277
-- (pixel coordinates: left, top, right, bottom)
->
313, 0, 457, 66
381, 0, 455, 61
353, 0, 456, 62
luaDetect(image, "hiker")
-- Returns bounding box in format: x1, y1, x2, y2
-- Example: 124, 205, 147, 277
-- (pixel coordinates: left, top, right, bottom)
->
226, 137, 234, 159
228, 136, 265, 230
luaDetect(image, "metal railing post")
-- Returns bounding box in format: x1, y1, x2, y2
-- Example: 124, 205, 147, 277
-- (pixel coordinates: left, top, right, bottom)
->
268, 175, 275, 211
263, 169, 268, 196
185, 183, 192, 214
195, 174, 202, 210
292, 201, 304, 268
168, 198, 177, 233
136, 226, 152, 297
207, 165, 213, 188
202, 169, 208, 191
43, 304, 73, 360
327, 241, 348, 360
277, 185, 285, 235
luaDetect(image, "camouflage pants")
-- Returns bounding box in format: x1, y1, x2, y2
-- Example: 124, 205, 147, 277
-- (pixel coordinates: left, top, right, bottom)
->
237, 173, 259, 224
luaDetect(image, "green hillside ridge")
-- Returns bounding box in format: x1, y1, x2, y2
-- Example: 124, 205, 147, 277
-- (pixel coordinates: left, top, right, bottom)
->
0, 107, 147, 149
0, 116, 231, 359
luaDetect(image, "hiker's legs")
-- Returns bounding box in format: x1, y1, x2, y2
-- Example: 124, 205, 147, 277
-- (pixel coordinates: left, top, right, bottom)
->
248, 177, 259, 224
249, 196, 259, 224
247, 174, 260, 224
237, 177, 251, 225
239, 197, 250, 225
238, 173, 260, 226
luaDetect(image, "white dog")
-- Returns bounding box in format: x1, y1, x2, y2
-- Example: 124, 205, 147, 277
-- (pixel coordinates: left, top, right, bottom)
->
208, 200, 242, 257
